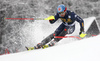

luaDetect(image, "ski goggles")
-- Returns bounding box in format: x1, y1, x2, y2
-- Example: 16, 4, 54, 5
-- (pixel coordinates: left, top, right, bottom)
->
58, 11, 65, 16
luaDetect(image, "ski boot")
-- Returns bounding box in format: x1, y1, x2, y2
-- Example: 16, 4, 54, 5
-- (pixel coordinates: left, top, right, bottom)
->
48, 40, 56, 47
34, 43, 43, 49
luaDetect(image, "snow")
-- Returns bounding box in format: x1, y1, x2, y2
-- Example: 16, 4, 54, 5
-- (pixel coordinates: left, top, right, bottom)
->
0, 35, 100, 61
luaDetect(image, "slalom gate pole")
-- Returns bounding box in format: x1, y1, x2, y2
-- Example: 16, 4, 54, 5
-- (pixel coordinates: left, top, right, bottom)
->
5, 18, 47, 20
5, 49, 10, 54
55, 36, 82, 40
5, 16, 55, 20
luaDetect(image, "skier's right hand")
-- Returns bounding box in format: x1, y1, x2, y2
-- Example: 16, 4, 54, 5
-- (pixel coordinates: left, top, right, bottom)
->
49, 19, 54, 24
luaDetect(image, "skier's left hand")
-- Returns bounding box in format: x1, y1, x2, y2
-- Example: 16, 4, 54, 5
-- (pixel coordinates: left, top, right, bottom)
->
79, 28, 87, 38
79, 28, 84, 35
49, 19, 54, 23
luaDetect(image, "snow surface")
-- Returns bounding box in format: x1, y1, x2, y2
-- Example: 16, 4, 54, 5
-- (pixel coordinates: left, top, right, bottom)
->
0, 35, 100, 61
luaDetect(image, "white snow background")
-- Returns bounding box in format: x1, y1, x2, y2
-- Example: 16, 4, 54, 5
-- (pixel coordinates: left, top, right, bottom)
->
0, 35, 100, 61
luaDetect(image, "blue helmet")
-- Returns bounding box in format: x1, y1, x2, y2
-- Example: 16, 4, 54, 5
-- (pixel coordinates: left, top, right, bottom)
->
57, 4, 67, 13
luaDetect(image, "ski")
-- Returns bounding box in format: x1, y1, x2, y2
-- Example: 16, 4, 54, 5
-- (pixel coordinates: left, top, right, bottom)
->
42, 45, 49, 49
55, 36, 82, 40
25, 45, 50, 51
25, 46, 35, 51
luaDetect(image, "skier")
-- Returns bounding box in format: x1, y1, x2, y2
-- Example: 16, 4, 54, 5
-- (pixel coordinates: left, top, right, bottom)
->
32, 4, 84, 49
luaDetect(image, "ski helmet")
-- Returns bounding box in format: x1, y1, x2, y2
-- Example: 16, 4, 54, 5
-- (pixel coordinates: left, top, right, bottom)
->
57, 4, 67, 13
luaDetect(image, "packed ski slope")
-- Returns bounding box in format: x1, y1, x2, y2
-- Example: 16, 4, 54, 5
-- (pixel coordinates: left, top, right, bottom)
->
0, 35, 100, 61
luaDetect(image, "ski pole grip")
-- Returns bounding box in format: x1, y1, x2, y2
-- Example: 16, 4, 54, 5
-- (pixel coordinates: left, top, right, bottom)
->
44, 16, 55, 20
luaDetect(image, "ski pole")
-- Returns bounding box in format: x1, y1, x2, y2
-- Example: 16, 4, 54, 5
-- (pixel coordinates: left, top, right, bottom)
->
5, 16, 55, 20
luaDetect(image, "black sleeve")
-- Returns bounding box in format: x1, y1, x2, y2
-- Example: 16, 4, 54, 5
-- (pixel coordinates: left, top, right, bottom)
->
71, 12, 84, 30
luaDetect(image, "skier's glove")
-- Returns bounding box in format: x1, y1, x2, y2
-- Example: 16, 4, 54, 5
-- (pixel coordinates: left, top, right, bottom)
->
79, 27, 87, 38
49, 19, 54, 24
79, 27, 84, 35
